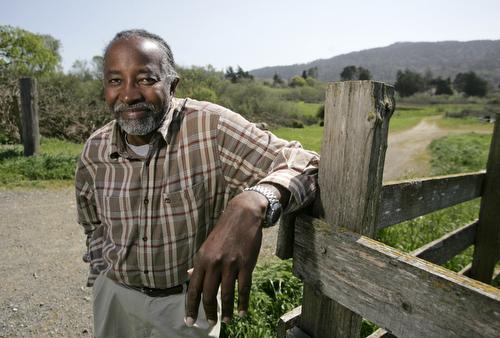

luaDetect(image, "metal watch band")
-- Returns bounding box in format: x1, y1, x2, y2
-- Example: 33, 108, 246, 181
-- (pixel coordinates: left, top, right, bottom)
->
243, 185, 281, 227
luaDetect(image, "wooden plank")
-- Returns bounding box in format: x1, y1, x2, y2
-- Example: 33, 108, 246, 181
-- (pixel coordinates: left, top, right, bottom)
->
366, 329, 397, 338
378, 172, 484, 229
471, 114, 500, 283
459, 263, 472, 277
277, 306, 302, 338
410, 220, 478, 265
301, 81, 394, 338
19, 77, 40, 156
286, 326, 311, 338
494, 266, 500, 280
364, 228, 480, 338
294, 216, 500, 338
276, 214, 296, 260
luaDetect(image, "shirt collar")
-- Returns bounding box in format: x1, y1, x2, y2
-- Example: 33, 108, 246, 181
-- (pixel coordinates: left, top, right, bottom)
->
109, 97, 185, 159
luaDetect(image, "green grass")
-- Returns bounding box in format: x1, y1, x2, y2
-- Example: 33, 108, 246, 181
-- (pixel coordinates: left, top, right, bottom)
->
436, 116, 495, 131
389, 106, 441, 133
429, 133, 492, 175
273, 125, 323, 153
294, 101, 321, 117
221, 260, 302, 338
0, 138, 83, 188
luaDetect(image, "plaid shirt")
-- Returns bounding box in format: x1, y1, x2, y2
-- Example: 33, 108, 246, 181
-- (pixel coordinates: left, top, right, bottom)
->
76, 98, 319, 288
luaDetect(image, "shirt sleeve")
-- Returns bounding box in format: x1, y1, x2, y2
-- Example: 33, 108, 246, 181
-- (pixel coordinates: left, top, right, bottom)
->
75, 155, 103, 286
216, 108, 319, 213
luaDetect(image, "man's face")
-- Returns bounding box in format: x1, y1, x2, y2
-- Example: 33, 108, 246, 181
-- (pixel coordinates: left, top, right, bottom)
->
103, 37, 175, 136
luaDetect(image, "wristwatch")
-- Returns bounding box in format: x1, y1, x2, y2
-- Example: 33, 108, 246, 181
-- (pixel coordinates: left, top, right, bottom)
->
244, 185, 282, 227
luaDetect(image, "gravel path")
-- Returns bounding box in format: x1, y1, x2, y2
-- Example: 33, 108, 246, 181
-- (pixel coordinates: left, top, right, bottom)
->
0, 188, 92, 338
0, 118, 489, 337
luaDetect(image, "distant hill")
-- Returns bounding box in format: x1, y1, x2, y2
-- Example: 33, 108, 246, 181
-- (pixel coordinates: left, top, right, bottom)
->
250, 40, 500, 86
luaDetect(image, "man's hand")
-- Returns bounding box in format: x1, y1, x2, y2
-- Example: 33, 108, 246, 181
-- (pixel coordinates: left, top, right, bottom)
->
185, 190, 268, 326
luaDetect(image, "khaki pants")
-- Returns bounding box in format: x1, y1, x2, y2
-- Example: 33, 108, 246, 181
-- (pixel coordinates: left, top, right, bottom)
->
93, 274, 221, 338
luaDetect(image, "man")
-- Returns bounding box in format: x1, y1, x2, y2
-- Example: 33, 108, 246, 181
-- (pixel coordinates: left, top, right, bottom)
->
76, 29, 319, 337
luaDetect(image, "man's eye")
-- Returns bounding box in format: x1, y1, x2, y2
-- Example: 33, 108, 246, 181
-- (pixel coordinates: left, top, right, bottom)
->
108, 78, 121, 86
139, 77, 157, 85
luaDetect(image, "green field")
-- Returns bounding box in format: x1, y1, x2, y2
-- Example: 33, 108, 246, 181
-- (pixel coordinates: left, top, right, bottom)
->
273, 125, 323, 153
294, 101, 321, 117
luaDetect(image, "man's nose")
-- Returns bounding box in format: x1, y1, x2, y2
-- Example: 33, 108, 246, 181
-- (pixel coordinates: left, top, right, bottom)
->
120, 82, 143, 104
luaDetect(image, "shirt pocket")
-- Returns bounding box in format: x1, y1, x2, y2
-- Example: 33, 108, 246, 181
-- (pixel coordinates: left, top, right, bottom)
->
162, 181, 207, 243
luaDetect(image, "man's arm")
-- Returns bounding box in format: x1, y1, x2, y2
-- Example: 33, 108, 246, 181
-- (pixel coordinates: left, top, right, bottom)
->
75, 156, 102, 287
185, 110, 318, 326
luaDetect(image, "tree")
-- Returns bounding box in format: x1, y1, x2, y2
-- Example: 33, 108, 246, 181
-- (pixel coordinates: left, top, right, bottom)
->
340, 65, 357, 81
224, 66, 253, 83
70, 56, 104, 80
224, 66, 237, 83
301, 70, 308, 79
357, 67, 371, 80
307, 67, 318, 79
340, 65, 372, 81
433, 77, 453, 95
272, 73, 284, 87
394, 69, 426, 97
453, 72, 488, 97
236, 66, 253, 81
0, 25, 61, 77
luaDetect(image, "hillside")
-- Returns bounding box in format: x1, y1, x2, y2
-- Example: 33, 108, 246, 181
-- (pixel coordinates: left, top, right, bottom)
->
250, 40, 500, 85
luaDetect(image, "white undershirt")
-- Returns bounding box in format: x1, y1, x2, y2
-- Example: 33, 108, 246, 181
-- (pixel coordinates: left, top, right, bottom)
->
125, 136, 150, 157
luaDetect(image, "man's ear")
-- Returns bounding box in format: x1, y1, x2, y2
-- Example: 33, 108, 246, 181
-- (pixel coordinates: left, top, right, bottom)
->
170, 77, 180, 95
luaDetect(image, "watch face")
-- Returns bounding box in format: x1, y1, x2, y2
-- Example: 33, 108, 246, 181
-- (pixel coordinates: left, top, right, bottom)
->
267, 202, 282, 226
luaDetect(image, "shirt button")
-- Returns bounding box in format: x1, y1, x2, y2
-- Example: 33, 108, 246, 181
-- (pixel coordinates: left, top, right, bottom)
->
144, 198, 149, 205
164, 197, 171, 204
144, 270, 149, 274
142, 236, 148, 242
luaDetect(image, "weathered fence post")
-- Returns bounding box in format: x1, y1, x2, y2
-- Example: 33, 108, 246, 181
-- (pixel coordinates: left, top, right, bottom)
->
19, 77, 40, 156
470, 113, 500, 283
298, 81, 394, 337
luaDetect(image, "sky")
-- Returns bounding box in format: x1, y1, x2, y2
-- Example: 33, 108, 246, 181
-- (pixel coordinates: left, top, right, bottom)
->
2, 0, 500, 73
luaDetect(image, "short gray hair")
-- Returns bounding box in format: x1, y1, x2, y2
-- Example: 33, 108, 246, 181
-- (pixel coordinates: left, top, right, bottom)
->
104, 29, 178, 79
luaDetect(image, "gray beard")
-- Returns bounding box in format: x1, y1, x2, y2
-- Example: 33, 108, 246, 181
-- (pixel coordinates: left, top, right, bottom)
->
116, 111, 163, 136
113, 102, 168, 136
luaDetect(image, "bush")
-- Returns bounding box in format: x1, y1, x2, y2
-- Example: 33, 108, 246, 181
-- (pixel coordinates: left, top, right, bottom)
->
0, 138, 82, 186
0, 152, 77, 184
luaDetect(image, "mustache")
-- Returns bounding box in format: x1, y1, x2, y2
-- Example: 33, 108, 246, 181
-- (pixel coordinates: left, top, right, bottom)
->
113, 102, 157, 114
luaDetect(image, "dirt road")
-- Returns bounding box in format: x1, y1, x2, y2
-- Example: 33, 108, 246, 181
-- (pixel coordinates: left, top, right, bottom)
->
0, 118, 489, 337
384, 118, 491, 181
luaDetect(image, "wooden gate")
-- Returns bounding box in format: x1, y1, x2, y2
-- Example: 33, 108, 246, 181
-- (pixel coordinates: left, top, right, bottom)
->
276, 81, 500, 338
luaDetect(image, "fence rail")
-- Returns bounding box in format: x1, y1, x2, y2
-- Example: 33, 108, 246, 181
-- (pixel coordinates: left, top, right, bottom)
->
378, 171, 485, 229
293, 216, 500, 338
276, 81, 500, 338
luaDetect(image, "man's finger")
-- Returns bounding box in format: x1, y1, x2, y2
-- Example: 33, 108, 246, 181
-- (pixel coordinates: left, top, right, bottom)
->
220, 269, 236, 323
237, 269, 252, 317
185, 267, 205, 326
202, 268, 221, 325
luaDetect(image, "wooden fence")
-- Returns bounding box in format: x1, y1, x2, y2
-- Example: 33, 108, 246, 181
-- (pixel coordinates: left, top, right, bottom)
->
275, 81, 500, 338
